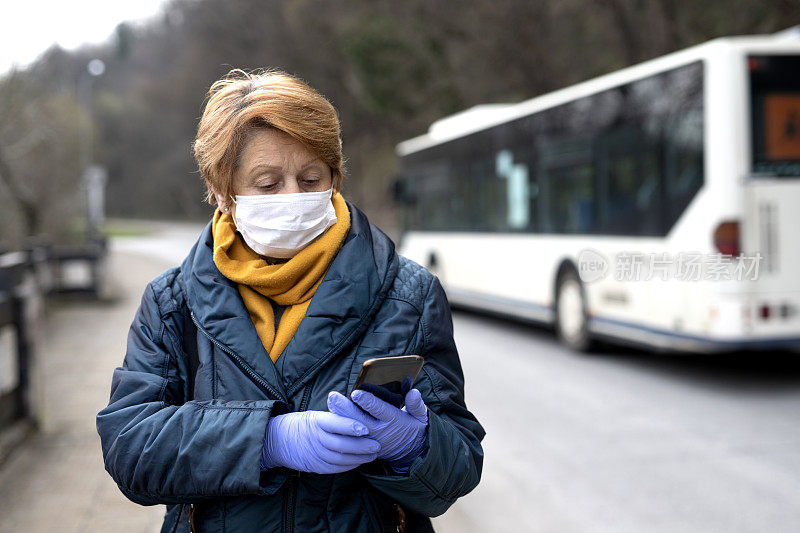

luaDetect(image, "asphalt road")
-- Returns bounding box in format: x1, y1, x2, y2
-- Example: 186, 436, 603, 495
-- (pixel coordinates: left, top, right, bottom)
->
435, 311, 800, 533
114, 223, 800, 533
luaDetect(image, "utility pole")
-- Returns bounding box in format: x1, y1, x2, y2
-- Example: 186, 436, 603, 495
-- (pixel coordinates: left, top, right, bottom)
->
78, 59, 107, 243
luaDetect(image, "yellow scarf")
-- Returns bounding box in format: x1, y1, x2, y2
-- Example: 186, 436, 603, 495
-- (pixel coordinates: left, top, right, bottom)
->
212, 192, 351, 362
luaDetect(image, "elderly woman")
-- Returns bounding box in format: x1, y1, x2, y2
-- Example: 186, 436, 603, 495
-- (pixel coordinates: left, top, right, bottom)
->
96, 69, 484, 532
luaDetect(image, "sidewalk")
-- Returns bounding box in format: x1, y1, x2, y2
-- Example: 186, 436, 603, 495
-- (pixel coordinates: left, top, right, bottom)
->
0, 250, 172, 532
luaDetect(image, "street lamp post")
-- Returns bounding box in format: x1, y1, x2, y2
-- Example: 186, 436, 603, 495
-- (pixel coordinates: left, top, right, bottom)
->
78, 59, 106, 243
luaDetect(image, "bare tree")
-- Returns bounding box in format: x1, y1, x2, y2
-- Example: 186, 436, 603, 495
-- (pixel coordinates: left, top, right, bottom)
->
0, 69, 84, 245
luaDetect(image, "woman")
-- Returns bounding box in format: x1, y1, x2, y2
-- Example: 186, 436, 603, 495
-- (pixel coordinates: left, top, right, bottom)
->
96, 69, 484, 532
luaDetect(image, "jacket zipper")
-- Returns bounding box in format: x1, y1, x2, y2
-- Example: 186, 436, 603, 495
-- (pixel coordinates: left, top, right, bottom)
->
189, 311, 287, 403
298, 382, 313, 411
192, 311, 305, 533
283, 383, 312, 533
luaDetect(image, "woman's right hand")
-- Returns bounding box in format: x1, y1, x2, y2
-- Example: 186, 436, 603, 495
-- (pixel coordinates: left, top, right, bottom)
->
261, 411, 381, 474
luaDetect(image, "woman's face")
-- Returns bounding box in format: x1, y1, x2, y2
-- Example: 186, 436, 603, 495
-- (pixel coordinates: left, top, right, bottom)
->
214, 127, 332, 215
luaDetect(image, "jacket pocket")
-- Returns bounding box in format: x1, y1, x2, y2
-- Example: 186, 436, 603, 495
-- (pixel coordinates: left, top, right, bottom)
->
361, 488, 402, 533
160, 503, 190, 533
359, 488, 383, 532
191, 501, 226, 533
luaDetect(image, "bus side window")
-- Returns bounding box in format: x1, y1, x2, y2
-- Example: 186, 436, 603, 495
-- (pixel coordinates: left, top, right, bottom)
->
664, 109, 704, 228
600, 125, 662, 236
496, 149, 531, 230
536, 136, 595, 234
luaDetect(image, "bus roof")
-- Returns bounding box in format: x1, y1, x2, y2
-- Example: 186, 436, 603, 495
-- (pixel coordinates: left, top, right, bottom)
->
396, 33, 800, 157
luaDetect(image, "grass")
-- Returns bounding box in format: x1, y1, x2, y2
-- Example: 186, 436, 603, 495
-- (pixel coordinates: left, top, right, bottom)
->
101, 222, 155, 238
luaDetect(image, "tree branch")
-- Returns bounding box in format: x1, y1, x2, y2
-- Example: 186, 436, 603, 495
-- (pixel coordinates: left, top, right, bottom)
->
0, 143, 39, 236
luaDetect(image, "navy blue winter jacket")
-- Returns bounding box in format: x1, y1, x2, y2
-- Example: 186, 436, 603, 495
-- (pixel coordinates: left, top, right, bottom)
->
96, 201, 485, 532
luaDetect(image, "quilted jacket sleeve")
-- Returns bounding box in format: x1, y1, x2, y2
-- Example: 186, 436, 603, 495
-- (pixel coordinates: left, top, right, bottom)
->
361, 274, 485, 517
96, 280, 286, 506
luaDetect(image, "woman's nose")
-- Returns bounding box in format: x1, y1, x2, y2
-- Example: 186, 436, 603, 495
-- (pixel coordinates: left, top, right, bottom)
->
280, 178, 302, 194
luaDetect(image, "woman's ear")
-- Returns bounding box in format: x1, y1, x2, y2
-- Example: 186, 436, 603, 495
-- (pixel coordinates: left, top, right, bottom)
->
211, 187, 228, 213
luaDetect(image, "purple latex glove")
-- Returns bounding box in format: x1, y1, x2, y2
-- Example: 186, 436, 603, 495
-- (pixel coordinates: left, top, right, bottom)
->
261, 411, 381, 474
327, 388, 428, 473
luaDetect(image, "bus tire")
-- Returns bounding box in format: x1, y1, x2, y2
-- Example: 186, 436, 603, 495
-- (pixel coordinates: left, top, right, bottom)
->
555, 269, 593, 352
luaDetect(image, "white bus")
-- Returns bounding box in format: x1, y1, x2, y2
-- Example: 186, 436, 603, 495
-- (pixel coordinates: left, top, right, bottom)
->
395, 33, 800, 353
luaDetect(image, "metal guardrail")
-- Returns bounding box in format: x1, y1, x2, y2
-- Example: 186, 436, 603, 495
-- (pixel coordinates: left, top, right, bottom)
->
0, 252, 34, 430
47, 237, 108, 296
0, 237, 107, 437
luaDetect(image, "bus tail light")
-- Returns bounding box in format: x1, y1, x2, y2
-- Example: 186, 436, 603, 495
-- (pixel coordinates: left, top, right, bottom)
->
713, 220, 741, 256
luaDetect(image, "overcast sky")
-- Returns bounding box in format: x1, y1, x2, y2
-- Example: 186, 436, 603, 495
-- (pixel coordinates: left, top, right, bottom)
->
0, 0, 170, 75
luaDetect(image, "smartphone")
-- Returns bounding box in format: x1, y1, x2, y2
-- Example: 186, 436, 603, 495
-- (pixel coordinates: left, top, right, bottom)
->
350, 355, 424, 408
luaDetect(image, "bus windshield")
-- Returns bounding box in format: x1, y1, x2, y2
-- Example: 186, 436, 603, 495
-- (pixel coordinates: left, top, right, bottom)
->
750, 54, 800, 177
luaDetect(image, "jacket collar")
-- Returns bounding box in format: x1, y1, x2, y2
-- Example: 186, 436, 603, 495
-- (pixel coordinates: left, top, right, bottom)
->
179, 200, 398, 399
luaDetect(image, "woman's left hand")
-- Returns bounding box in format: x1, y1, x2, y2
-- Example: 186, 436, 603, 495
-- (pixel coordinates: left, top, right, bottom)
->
327, 388, 428, 473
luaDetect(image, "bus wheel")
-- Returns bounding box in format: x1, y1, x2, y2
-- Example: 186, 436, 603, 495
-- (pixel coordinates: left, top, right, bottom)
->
555, 269, 592, 352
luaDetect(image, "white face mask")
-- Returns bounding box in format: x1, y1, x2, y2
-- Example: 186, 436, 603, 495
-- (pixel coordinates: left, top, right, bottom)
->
230, 188, 337, 258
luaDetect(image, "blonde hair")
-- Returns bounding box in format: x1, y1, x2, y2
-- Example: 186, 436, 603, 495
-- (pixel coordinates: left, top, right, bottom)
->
193, 68, 344, 204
